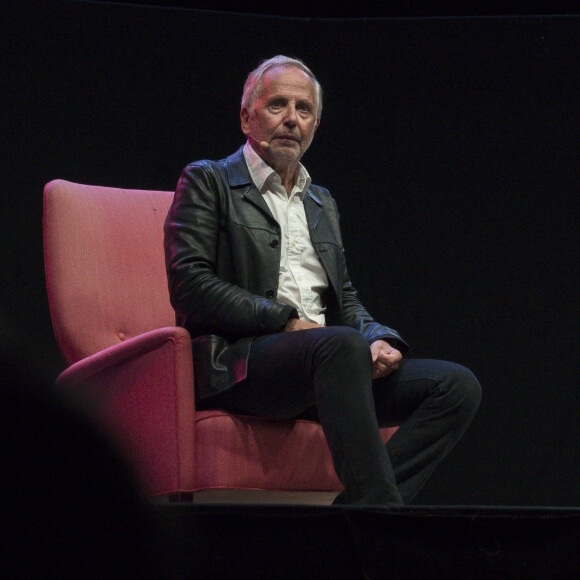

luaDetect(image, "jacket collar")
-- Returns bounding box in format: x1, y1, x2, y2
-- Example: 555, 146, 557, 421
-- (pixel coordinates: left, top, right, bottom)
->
226, 147, 254, 187
225, 146, 323, 207
226, 147, 273, 221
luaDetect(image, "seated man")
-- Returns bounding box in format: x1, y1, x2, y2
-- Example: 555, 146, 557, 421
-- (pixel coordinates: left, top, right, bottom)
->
164, 55, 481, 506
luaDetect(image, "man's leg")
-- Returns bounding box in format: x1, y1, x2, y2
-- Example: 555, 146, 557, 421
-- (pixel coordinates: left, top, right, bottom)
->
203, 326, 403, 506
372, 358, 482, 503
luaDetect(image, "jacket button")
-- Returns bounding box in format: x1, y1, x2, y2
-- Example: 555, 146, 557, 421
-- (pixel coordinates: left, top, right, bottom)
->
269, 238, 279, 248
266, 290, 275, 299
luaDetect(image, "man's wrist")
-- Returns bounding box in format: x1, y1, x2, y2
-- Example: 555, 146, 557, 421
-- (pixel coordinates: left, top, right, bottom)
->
287, 308, 299, 322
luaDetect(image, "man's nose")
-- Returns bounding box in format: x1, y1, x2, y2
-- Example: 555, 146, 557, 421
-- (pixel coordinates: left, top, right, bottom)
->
283, 104, 298, 126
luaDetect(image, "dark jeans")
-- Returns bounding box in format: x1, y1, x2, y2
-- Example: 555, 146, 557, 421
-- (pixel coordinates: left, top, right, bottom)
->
199, 326, 481, 506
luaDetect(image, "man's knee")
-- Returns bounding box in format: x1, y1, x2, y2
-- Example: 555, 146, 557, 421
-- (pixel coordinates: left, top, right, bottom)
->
444, 363, 482, 418
318, 326, 371, 363
309, 327, 372, 384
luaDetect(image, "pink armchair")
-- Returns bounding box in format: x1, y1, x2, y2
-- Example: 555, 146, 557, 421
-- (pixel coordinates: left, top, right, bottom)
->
43, 179, 396, 503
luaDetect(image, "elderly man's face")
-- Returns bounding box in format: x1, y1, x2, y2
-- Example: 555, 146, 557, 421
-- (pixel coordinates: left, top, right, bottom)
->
241, 65, 319, 170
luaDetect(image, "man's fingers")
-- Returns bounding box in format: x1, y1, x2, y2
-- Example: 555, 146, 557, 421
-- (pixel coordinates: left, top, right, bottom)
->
373, 358, 400, 379
376, 351, 399, 364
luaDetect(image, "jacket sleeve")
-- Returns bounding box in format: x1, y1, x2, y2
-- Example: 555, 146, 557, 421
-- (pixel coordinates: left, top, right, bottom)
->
330, 197, 410, 352
164, 162, 297, 341
340, 262, 409, 352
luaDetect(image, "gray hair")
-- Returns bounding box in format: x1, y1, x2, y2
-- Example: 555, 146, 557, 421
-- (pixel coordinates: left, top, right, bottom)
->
241, 55, 323, 119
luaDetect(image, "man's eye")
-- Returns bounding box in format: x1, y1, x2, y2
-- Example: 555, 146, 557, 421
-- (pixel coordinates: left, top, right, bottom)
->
297, 103, 312, 113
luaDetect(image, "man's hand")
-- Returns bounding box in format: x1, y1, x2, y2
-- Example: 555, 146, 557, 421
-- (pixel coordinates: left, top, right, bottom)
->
284, 318, 325, 332
370, 339, 402, 379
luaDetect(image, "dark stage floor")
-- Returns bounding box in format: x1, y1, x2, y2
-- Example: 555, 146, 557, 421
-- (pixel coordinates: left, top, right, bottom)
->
149, 503, 580, 579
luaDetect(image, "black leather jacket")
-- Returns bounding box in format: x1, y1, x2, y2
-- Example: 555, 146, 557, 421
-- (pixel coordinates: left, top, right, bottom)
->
164, 147, 408, 401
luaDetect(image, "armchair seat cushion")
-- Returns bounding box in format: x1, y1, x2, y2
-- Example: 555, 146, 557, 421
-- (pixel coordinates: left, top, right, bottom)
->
195, 410, 397, 493
195, 411, 341, 491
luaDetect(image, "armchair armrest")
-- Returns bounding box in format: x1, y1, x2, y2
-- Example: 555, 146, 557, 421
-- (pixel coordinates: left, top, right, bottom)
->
56, 326, 195, 498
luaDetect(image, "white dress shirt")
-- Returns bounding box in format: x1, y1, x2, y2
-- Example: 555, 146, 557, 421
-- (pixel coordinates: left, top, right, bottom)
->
243, 142, 328, 325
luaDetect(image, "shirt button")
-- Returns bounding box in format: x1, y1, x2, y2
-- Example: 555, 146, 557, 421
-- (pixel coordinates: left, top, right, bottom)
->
269, 238, 279, 248
266, 290, 275, 299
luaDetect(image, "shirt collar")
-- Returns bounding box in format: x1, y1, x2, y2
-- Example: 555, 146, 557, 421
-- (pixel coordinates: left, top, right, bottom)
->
243, 141, 311, 199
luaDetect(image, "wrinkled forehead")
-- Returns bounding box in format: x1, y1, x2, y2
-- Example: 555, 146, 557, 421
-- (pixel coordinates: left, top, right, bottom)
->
257, 66, 318, 112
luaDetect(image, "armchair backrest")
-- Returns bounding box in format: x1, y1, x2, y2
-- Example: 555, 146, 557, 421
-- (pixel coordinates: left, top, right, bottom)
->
43, 180, 176, 364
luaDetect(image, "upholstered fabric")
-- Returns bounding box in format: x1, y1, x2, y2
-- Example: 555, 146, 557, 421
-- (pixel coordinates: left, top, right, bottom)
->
43, 179, 397, 501
55, 326, 196, 497
195, 411, 397, 493
43, 181, 175, 364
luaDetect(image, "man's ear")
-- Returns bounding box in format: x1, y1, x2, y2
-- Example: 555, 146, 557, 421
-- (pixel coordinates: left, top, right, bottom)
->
240, 108, 250, 135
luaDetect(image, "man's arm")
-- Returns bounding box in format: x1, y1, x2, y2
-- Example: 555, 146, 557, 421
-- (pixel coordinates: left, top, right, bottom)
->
342, 273, 405, 377
323, 197, 408, 375
338, 255, 409, 353
164, 162, 297, 340
319, 195, 408, 352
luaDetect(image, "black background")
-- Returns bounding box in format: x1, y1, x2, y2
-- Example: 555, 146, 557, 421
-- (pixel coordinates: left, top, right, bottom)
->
1, 1, 578, 506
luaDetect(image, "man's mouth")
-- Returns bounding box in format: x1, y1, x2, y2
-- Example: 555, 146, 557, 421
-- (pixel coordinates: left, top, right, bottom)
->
275, 134, 300, 142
